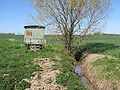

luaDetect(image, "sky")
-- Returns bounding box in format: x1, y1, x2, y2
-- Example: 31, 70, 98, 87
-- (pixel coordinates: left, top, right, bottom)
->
0, 0, 120, 34
0, 0, 37, 34
104, 0, 120, 34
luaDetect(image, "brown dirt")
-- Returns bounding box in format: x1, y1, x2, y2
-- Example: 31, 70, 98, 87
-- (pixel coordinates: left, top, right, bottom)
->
81, 54, 120, 90
25, 57, 66, 90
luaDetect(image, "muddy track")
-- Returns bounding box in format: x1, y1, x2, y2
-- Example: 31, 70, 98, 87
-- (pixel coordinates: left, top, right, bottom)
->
25, 58, 66, 90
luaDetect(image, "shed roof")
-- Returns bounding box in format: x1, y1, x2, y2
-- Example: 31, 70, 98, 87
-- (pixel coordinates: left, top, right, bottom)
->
24, 25, 45, 29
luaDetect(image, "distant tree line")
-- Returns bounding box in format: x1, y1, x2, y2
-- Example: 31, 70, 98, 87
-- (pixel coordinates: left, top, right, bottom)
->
0, 33, 15, 35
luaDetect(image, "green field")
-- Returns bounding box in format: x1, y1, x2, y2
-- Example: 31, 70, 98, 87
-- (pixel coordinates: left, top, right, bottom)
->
0, 34, 120, 90
88, 35, 120, 81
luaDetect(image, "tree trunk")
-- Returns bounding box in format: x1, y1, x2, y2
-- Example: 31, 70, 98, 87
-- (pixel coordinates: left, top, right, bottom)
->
64, 35, 72, 54
64, 25, 74, 54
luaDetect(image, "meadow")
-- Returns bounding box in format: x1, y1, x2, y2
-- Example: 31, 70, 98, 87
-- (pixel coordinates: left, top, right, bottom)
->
0, 34, 120, 90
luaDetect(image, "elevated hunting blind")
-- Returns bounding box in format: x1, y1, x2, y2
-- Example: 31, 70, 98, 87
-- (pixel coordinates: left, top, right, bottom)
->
24, 25, 46, 50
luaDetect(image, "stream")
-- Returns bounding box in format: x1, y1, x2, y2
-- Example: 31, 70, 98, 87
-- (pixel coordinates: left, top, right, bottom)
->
75, 64, 90, 87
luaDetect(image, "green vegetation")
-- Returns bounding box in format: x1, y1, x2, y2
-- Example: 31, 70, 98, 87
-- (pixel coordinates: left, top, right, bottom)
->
0, 34, 120, 90
56, 55, 87, 90
0, 35, 41, 90
0, 34, 87, 90
81, 34, 120, 81
92, 58, 120, 80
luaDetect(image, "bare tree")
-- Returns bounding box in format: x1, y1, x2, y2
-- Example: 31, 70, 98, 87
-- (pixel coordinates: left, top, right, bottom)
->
32, 0, 110, 54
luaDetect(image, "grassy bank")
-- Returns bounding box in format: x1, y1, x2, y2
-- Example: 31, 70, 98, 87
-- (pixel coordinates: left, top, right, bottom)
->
77, 34, 120, 89
56, 55, 87, 90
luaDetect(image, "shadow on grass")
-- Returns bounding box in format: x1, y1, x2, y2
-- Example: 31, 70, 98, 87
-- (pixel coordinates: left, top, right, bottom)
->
78, 43, 120, 53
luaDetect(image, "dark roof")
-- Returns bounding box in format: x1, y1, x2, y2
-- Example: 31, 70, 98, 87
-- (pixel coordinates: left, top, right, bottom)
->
24, 25, 45, 29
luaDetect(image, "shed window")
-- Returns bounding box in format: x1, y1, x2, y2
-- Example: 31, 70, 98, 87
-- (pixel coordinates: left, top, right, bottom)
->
26, 31, 32, 36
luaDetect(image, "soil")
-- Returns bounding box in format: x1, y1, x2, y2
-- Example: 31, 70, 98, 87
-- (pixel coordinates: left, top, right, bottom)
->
25, 57, 66, 90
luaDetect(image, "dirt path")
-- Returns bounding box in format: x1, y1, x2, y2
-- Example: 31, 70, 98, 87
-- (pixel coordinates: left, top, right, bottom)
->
25, 58, 66, 90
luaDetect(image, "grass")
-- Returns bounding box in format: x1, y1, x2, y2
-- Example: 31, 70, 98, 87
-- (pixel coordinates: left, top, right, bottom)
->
56, 55, 87, 90
92, 57, 120, 80
78, 34, 120, 82
0, 34, 120, 90
90, 35, 120, 81
0, 34, 88, 90
0, 35, 41, 90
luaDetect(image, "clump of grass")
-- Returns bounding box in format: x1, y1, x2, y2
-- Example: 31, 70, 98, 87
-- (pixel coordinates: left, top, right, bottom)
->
15, 80, 31, 90
92, 58, 120, 80
51, 64, 60, 70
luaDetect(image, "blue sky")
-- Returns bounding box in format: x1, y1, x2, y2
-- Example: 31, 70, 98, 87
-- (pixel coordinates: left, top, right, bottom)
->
0, 0, 37, 34
0, 0, 120, 34
104, 0, 120, 34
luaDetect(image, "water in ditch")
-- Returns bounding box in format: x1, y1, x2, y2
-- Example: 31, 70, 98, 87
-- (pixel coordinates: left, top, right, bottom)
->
75, 65, 90, 87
